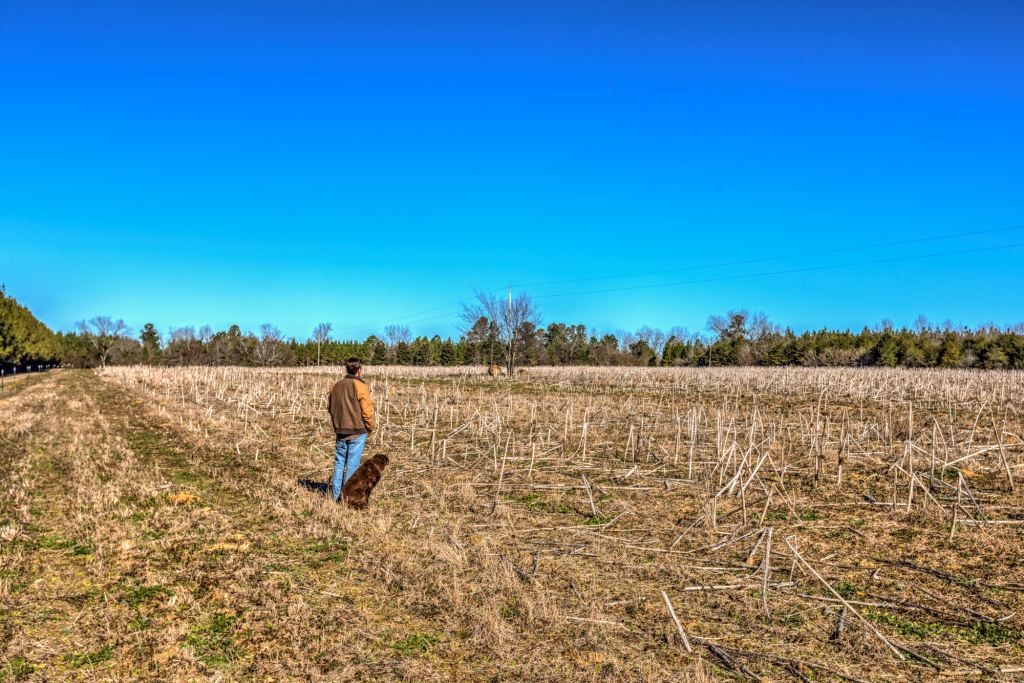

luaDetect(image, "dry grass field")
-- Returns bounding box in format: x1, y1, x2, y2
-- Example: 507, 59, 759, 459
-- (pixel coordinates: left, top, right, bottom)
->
2, 366, 1024, 681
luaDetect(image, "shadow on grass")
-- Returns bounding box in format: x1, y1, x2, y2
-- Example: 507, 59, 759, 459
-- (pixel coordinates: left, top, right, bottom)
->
297, 479, 329, 495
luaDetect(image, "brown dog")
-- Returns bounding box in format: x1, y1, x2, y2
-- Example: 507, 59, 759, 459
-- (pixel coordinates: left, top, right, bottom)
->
341, 453, 390, 509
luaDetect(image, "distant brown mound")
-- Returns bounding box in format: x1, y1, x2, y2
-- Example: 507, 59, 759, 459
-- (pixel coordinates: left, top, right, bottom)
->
488, 364, 504, 377
342, 453, 390, 509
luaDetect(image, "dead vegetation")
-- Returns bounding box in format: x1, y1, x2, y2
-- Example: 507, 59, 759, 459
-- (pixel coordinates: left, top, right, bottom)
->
3, 366, 1023, 681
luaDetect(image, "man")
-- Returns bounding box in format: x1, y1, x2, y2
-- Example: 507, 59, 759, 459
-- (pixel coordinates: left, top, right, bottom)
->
326, 357, 376, 503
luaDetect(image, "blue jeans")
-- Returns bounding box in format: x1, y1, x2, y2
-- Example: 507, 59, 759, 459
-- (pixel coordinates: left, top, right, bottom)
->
330, 434, 367, 502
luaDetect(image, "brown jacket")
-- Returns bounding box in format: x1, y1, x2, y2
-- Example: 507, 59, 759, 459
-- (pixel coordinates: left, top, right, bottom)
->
328, 375, 376, 437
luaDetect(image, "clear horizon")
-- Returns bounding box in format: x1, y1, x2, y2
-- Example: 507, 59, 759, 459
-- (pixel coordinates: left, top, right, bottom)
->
3, 1, 1022, 340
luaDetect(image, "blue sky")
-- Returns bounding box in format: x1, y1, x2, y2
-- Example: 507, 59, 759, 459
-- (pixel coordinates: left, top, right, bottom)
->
2, 1, 1022, 341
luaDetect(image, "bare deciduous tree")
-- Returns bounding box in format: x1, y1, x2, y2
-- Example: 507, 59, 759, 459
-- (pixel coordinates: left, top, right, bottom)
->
77, 316, 131, 367
708, 311, 747, 341
667, 326, 690, 342
635, 325, 668, 356
383, 324, 411, 363
460, 290, 540, 375
384, 324, 411, 347
747, 312, 778, 341
617, 329, 636, 354
171, 326, 196, 343
253, 323, 284, 366
313, 322, 332, 366
708, 310, 776, 343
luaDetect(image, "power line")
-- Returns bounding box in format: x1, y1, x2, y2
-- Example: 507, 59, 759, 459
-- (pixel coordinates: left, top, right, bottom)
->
326, 225, 1024, 337
511, 224, 1024, 289
533, 241, 1024, 300
330, 303, 463, 338
331, 301, 461, 335
331, 287, 505, 336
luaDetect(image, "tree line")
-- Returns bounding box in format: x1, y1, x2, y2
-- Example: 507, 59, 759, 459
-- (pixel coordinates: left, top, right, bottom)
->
0, 288, 61, 371
2, 288, 1023, 371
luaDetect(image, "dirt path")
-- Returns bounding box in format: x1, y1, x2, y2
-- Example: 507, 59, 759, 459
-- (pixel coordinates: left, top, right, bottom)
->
0, 370, 52, 402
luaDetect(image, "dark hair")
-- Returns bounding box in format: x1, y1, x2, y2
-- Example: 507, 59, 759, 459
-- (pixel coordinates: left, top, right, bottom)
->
345, 357, 363, 375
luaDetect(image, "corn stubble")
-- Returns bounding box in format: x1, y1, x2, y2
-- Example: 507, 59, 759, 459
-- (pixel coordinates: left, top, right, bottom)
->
3, 366, 1023, 681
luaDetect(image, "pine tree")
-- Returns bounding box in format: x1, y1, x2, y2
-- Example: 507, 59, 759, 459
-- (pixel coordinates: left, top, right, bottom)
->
395, 341, 413, 365
937, 333, 962, 368
874, 334, 899, 367
0, 289, 58, 369
140, 323, 162, 365
411, 337, 433, 365
439, 339, 457, 366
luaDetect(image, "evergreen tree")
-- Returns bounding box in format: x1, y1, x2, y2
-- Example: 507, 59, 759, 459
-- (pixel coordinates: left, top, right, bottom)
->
545, 323, 570, 365
395, 340, 413, 365
411, 337, 433, 365
937, 333, 963, 368
439, 339, 457, 366
0, 289, 59, 369
873, 333, 899, 367
898, 334, 927, 367
372, 339, 389, 365
981, 344, 1009, 369
661, 336, 684, 366
140, 323, 162, 365
0, 306, 22, 367
629, 339, 657, 366
55, 332, 93, 368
